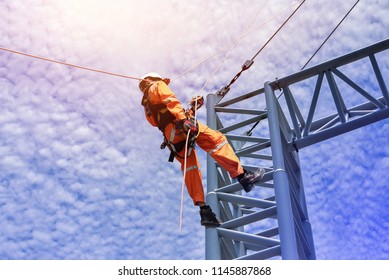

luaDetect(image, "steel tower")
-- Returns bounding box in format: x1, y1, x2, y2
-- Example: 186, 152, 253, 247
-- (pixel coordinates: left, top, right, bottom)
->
205, 38, 389, 260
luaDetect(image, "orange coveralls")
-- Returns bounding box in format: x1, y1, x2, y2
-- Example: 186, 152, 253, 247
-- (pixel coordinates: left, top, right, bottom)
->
143, 80, 244, 205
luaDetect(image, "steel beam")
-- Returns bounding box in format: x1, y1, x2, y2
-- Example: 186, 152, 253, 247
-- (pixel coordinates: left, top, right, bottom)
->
205, 93, 221, 260
265, 82, 299, 259
205, 38, 389, 260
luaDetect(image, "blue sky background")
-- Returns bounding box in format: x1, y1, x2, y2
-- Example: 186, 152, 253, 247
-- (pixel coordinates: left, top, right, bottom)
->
0, 0, 388, 260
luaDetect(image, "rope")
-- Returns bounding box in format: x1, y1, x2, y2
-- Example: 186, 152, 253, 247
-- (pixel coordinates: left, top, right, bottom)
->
198, 0, 269, 95
247, 0, 360, 136
178, 1, 273, 230
251, 0, 306, 61
301, 0, 360, 70
177, 0, 306, 228
0, 46, 142, 80
0, 1, 321, 231
240, 2, 304, 39
0, 0, 301, 86
214, 0, 306, 97
171, 50, 224, 82
171, 1, 303, 85
179, 130, 192, 231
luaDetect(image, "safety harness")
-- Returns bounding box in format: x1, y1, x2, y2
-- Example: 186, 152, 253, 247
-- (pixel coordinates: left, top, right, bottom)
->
141, 94, 176, 132
141, 89, 200, 163
160, 122, 197, 162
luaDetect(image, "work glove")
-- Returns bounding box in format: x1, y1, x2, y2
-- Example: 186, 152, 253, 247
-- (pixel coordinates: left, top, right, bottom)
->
189, 95, 204, 111
180, 119, 198, 134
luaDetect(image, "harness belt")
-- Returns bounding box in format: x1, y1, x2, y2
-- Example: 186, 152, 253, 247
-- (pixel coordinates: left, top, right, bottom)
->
142, 89, 199, 162
161, 124, 197, 163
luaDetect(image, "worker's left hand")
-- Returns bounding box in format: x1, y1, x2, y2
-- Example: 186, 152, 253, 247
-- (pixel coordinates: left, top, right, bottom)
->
189, 95, 204, 110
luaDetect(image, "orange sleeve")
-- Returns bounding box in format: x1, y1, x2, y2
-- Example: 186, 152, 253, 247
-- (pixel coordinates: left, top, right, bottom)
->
144, 107, 158, 127
151, 81, 187, 120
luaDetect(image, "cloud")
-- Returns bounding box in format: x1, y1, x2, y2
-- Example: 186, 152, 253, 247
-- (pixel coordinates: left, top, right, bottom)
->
0, 0, 388, 260
300, 118, 389, 259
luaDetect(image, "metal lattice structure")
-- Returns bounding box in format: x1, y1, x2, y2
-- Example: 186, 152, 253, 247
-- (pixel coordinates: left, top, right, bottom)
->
205, 38, 389, 260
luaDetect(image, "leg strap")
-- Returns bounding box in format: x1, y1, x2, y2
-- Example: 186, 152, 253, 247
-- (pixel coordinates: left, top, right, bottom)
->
163, 125, 197, 162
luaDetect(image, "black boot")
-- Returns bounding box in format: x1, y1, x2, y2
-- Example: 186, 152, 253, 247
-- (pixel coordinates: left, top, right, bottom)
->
200, 205, 221, 227
238, 168, 265, 192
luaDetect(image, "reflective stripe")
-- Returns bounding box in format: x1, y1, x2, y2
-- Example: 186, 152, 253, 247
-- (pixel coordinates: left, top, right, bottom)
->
187, 147, 193, 157
168, 125, 178, 153
169, 126, 176, 142
208, 140, 227, 155
167, 125, 195, 155
185, 165, 199, 173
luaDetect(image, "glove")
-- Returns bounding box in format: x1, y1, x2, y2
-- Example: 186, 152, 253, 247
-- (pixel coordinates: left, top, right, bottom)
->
189, 95, 204, 111
181, 119, 198, 134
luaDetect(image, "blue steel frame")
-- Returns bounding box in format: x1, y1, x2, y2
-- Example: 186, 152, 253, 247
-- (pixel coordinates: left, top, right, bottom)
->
205, 38, 389, 260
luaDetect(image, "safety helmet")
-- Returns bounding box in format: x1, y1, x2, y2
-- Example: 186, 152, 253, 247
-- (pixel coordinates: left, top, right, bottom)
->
138, 72, 170, 93
141, 72, 163, 81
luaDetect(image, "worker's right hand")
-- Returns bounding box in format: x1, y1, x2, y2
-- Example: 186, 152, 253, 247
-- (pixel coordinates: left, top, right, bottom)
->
181, 119, 198, 134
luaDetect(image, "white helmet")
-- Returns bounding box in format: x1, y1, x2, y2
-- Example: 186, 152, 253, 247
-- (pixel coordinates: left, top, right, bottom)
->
139, 72, 170, 92
140, 72, 163, 81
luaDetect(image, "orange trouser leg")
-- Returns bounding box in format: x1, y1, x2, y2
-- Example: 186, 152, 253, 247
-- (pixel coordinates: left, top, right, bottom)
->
196, 122, 244, 178
175, 148, 205, 205
164, 123, 205, 205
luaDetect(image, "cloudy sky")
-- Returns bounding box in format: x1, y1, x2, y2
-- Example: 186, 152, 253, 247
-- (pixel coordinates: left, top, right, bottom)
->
0, 0, 388, 260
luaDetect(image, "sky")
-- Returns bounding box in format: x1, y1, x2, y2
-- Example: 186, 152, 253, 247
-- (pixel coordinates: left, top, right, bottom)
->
0, 0, 388, 260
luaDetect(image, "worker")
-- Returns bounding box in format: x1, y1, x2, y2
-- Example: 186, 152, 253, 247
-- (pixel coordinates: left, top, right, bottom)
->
138, 72, 265, 227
